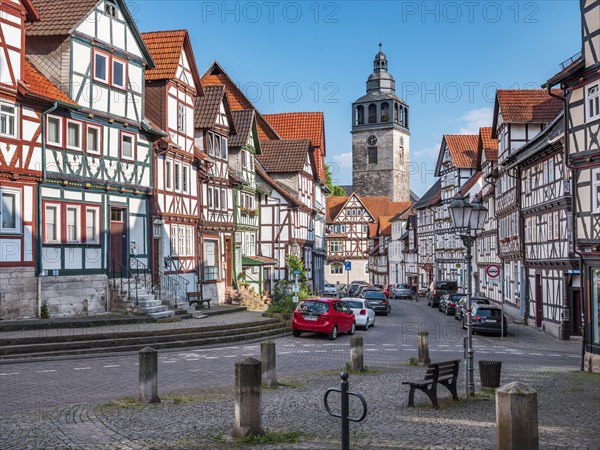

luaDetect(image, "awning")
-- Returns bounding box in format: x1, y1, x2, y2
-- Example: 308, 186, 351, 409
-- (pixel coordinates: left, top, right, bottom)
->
243, 255, 277, 266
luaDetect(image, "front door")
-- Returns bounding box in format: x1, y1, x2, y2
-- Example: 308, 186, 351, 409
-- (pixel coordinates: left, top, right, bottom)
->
535, 274, 542, 328
225, 236, 233, 288
109, 208, 127, 272
571, 289, 582, 336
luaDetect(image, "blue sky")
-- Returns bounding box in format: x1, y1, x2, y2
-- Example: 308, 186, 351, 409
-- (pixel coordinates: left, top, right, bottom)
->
132, 1, 581, 196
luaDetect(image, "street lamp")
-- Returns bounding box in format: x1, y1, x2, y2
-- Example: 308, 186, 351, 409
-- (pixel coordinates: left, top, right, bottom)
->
400, 259, 406, 284
449, 195, 488, 396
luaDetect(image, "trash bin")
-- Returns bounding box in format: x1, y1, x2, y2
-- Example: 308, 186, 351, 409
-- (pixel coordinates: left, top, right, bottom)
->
479, 360, 502, 388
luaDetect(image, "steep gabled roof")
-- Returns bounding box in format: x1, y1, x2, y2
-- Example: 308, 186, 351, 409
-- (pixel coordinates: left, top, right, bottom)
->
141, 30, 203, 94
326, 196, 348, 222
22, 0, 41, 22
458, 171, 483, 197
194, 85, 236, 135
229, 109, 255, 148
413, 179, 442, 210
492, 89, 563, 136
21, 59, 77, 106
255, 162, 305, 209
326, 193, 412, 224
264, 112, 325, 154
434, 135, 478, 176
27, 0, 154, 68
476, 127, 498, 169
257, 140, 311, 173
202, 61, 280, 140
378, 216, 393, 236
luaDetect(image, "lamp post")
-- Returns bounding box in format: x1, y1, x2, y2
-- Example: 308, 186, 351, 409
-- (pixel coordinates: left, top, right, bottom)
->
400, 259, 406, 284
448, 195, 488, 396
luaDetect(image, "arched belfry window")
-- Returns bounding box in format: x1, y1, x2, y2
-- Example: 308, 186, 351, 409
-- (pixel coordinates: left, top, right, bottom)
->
394, 103, 399, 124
356, 105, 364, 125
381, 102, 390, 122
368, 104, 377, 124
399, 107, 404, 126
404, 108, 409, 128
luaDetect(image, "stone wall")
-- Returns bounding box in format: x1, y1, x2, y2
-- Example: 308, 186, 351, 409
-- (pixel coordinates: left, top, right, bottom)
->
0, 267, 38, 319
40, 275, 108, 318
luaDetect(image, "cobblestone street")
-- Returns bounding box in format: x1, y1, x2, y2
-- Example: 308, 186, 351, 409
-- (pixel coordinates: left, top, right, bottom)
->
1, 363, 598, 449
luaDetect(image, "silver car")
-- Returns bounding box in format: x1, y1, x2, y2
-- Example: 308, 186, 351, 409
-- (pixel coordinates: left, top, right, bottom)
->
341, 297, 376, 330
392, 283, 412, 299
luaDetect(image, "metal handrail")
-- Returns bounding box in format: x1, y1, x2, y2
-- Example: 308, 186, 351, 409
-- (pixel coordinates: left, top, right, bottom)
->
155, 270, 189, 309
109, 258, 131, 304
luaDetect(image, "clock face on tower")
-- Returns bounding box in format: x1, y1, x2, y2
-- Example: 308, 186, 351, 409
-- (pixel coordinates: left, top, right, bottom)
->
367, 135, 378, 146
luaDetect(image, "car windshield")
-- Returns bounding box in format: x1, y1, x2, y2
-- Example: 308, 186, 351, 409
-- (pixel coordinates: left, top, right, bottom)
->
298, 301, 329, 315
364, 291, 386, 299
344, 301, 363, 309
325, 284, 335, 288
436, 282, 457, 290
450, 294, 466, 300
397, 284, 409, 289
475, 308, 501, 318
473, 298, 490, 304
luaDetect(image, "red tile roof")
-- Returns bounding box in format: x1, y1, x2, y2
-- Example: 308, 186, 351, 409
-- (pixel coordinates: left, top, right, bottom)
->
326, 194, 412, 224
257, 140, 310, 173
477, 127, 498, 167
496, 89, 563, 124
22, 0, 41, 22
458, 171, 483, 197
27, 0, 98, 35
444, 134, 479, 169
141, 30, 202, 92
325, 196, 348, 222
202, 62, 280, 141
264, 112, 325, 153
255, 162, 305, 209
378, 216, 393, 236
21, 60, 77, 105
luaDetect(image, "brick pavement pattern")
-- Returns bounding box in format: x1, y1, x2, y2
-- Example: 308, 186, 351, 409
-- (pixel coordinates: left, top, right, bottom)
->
1, 363, 598, 449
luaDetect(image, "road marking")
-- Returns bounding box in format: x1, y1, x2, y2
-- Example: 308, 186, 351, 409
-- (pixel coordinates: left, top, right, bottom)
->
478, 351, 490, 354
528, 353, 542, 356
548, 354, 562, 357
279, 351, 291, 355
385, 349, 399, 351
73, 367, 91, 370
295, 351, 309, 354
440, 349, 453, 352
438, 344, 449, 347
36, 370, 56, 373
0, 372, 20, 376
206, 356, 219, 360
365, 348, 379, 351
220, 346, 240, 350
569, 355, 579, 358
184, 359, 201, 362
315, 350, 327, 353
303, 344, 314, 347
223, 355, 237, 358
161, 361, 177, 364
332, 350, 345, 352
323, 343, 336, 346
103, 365, 120, 368
401, 344, 411, 347
283, 344, 295, 347
365, 343, 376, 346
241, 353, 255, 356
382, 344, 395, 346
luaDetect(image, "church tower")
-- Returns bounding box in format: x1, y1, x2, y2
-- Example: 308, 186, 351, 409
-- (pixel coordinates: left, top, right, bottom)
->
351, 44, 410, 202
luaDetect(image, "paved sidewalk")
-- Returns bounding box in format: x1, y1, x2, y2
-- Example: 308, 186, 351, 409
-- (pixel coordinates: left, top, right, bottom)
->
1, 363, 598, 449
0, 309, 269, 341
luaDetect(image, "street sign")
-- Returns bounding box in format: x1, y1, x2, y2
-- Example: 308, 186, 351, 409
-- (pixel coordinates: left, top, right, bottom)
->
294, 269, 300, 276
486, 264, 500, 278
344, 261, 352, 271
292, 284, 300, 293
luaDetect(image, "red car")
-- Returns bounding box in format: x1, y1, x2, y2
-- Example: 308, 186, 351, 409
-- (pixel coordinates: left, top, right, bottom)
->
292, 298, 356, 340
384, 284, 394, 298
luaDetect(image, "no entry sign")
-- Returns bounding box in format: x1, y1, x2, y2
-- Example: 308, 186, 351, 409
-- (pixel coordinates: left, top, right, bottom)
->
486, 264, 500, 278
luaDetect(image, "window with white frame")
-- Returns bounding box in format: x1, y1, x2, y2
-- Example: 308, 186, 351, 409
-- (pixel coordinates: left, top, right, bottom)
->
220, 189, 226, 210
66, 206, 80, 243
177, 103, 186, 133
208, 187, 213, 208
174, 162, 181, 192
553, 211, 559, 240
66, 120, 82, 150
1, 188, 20, 233
330, 262, 343, 274
204, 240, 219, 280
592, 168, 600, 214
112, 57, 126, 89
213, 187, 220, 209
185, 227, 193, 256
169, 225, 193, 258
182, 164, 189, 193
221, 136, 228, 159
93, 50, 109, 84
165, 160, 172, 190
121, 133, 134, 161
86, 124, 101, 155
0, 103, 17, 138
47, 116, 62, 146
207, 132, 221, 157
85, 207, 99, 243
329, 241, 342, 252
44, 204, 60, 242
586, 83, 600, 122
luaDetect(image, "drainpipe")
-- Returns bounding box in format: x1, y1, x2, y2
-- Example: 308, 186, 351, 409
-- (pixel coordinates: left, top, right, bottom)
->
547, 84, 586, 369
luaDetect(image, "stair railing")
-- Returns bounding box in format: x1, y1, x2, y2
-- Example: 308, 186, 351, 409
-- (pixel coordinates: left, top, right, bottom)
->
130, 256, 152, 307
156, 270, 189, 309
109, 258, 131, 305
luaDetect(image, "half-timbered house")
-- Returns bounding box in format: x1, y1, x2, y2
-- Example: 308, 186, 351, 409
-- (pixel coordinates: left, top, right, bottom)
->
21, 0, 160, 317
433, 135, 479, 284
0, 0, 42, 319
414, 180, 441, 290
492, 89, 563, 320
194, 84, 237, 304
368, 216, 392, 286
474, 127, 502, 304
263, 112, 328, 293
141, 30, 204, 304
545, 0, 600, 371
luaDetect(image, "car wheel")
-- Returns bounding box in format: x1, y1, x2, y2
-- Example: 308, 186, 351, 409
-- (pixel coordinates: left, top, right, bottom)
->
348, 322, 356, 335
292, 329, 302, 337
328, 325, 338, 341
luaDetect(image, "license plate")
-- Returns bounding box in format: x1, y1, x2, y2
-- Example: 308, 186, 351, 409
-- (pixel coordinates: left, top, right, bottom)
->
485, 319, 497, 323
304, 316, 317, 321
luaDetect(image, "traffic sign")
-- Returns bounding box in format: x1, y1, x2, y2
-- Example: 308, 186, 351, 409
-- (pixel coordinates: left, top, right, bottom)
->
486, 264, 500, 278
294, 269, 300, 276
344, 261, 352, 271
292, 284, 300, 293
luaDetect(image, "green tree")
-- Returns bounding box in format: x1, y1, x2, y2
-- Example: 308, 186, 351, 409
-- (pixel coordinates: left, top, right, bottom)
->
285, 254, 307, 281
325, 164, 346, 196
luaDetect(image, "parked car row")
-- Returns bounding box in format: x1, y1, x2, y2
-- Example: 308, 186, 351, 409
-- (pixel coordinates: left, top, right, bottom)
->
291, 294, 391, 340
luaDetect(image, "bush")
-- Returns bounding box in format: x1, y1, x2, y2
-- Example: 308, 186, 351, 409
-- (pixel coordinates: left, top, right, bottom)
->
40, 304, 50, 319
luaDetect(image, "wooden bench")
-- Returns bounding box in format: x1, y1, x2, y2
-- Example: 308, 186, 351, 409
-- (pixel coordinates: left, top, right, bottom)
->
402, 360, 460, 408
187, 292, 211, 309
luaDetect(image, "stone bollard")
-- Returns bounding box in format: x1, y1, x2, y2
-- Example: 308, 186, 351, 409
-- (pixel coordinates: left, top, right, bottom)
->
349, 335, 364, 372
417, 331, 431, 365
496, 381, 538, 450
231, 357, 265, 438
138, 347, 160, 404
261, 340, 277, 388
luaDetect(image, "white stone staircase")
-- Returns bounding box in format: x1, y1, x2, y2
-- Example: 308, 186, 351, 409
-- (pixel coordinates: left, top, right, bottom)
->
122, 285, 176, 320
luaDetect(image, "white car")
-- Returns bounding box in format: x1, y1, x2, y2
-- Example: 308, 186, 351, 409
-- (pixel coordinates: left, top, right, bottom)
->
341, 297, 375, 330
323, 283, 338, 296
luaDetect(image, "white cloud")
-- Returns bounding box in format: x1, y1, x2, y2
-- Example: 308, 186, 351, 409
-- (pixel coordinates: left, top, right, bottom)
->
457, 107, 493, 134
413, 144, 440, 159
331, 151, 352, 170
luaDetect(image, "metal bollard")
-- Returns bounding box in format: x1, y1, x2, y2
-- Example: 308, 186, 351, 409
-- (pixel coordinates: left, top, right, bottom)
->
324, 372, 368, 450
